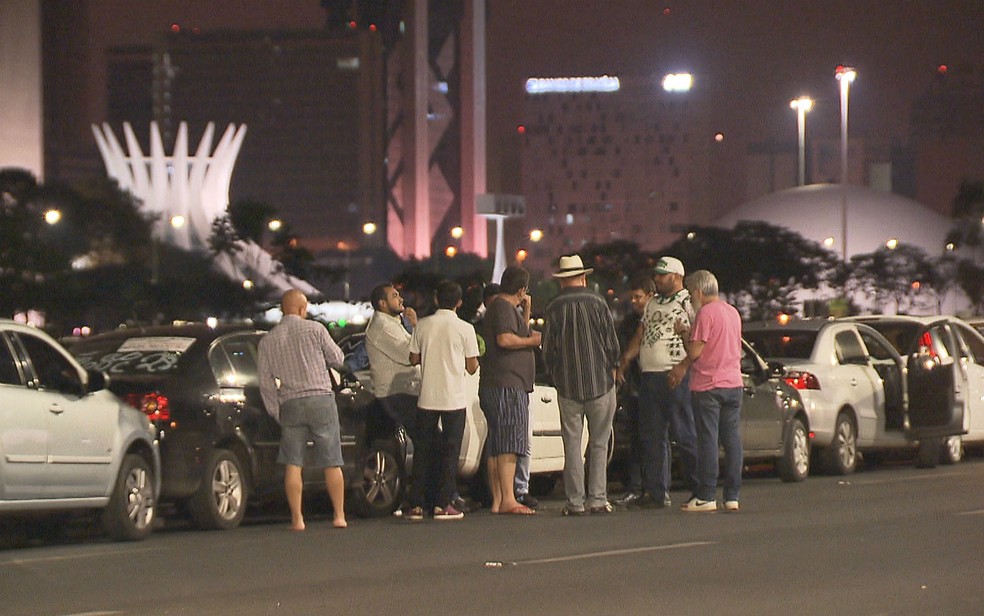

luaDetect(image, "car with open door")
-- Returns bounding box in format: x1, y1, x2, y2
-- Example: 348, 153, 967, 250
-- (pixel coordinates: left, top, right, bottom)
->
743, 319, 963, 473
845, 315, 984, 462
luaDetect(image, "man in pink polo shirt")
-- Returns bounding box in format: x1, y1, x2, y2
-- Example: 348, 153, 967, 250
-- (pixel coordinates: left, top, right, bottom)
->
668, 270, 744, 513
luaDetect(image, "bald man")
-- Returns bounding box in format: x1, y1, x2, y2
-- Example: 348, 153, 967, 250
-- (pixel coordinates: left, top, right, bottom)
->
258, 289, 348, 530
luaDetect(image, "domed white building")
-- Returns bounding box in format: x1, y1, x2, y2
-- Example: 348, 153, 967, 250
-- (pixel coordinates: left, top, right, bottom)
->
716, 184, 970, 315
717, 184, 953, 258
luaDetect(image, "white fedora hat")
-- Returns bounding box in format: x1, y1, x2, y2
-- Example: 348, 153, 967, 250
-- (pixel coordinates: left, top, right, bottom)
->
553, 254, 594, 278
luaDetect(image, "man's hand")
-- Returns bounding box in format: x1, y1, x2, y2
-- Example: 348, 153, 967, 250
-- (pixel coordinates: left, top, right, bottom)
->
520, 294, 532, 319
667, 362, 687, 389
529, 330, 542, 347
673, 317, 690, 338
403, 307, 418, 328
615, 365, 626, 385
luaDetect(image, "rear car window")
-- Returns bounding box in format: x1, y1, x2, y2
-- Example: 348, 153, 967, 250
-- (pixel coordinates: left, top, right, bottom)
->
72, 336, 196, 376
743, 330, 817, 360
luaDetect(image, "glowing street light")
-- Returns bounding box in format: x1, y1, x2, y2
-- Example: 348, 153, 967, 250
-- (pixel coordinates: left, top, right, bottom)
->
529, 229, 543, 242
362, 221, 377, 235
450, 226, 464, 239
789, 96, 814, 186
662, 73, 693, 93
445, 245, 458, 257
516, 249, 528, 263
267, 219, 283, 232
169, 215, 185, 228
44, 209, 62, 225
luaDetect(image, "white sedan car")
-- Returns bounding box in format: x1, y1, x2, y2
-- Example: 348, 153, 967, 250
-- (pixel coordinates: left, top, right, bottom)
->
743, 319, 964, 474
847, 315, 984, 462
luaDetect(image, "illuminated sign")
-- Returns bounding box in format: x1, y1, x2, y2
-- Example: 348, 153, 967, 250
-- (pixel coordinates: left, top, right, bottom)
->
525, 76, 620, 94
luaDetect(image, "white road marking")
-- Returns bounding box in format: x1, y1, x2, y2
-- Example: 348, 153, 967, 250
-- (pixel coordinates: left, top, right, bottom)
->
956, 509, 984, 516
57, 612, 123, 616
500, 541, 715, 567
0, 547, 163, 567
849, 469, 970, 486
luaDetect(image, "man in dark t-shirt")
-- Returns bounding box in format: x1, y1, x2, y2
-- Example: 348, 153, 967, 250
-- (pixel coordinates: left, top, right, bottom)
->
478, 266, 541, 515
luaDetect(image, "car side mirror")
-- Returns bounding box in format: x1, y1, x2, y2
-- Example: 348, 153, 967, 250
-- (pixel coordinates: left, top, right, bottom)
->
767, 360, 786, 378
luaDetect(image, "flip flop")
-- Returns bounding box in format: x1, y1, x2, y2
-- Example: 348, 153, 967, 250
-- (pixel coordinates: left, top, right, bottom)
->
506, 504, 536, 515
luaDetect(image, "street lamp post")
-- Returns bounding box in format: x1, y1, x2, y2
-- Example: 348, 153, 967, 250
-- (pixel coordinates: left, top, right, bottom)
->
835, 66, 856, 185
789, 97, 814, 186
835, 65, 856, 260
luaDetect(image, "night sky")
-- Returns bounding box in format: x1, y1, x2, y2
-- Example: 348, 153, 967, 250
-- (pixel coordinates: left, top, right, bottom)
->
81, 0, 984, 193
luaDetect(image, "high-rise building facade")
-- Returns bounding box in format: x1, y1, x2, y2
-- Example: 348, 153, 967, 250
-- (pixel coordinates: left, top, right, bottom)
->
520, 75, 712, 276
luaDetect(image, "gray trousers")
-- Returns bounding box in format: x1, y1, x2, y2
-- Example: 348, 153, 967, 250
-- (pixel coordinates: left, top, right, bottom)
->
558, 386, 616, 509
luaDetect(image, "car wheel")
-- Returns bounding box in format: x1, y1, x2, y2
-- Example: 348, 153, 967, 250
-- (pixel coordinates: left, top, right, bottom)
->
940, 435, 963, 465
102, 453, 156, 541
915, 438, 940, 469
189, 449, 247, 530
351, 439, 405, 518
824, 413, 857, 475
778, 417, 810, 482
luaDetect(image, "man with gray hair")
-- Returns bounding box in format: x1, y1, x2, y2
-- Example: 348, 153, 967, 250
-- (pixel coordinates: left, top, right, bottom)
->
669, 270, 744, 513
542, 255, 621, 515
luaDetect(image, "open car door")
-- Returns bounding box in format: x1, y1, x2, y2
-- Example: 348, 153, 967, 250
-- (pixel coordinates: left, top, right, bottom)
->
905, 325, 964, 439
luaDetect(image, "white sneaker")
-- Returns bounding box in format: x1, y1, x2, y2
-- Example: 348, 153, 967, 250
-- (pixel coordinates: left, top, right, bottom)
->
680, 497, 717, 512
724, 500, 739, 512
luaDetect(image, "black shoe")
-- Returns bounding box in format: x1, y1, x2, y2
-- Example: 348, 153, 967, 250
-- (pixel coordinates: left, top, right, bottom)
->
516, 493, 539, 510
634, 493, 671, 509
561, 504, 586, 516
613, 491, 644, 507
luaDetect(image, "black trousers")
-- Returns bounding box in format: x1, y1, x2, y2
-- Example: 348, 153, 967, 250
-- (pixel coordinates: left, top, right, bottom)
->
409, 408, 465, 510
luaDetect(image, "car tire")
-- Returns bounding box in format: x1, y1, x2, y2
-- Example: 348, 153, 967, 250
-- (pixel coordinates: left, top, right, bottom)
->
189, 449, 247, 530
915, 438, 940, 469
102, 453, 156, 541
351, 439, 405, 518
824, 413, 857, 475
778, 417, 810, 482
940, 435, 963, 465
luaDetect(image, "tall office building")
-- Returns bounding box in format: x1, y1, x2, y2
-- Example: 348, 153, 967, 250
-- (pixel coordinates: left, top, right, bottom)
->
520, 75, 713, 276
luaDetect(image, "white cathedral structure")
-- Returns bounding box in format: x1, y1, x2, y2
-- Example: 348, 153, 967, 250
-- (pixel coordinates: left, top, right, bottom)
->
92, 121, 320, 298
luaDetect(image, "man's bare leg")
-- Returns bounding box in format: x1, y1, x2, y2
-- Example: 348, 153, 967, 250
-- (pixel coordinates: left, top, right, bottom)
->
487, 456, 501, 513
285, 464, 305, 530
496, 453, 522, 512
325, 467, 347, 528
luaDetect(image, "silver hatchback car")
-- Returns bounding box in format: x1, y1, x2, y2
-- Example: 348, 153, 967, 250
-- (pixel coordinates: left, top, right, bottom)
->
0, 320, 160, 540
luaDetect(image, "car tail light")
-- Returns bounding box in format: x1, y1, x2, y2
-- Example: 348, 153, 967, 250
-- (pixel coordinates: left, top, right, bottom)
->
784, 371, 821, 390
917, 332, 938, 359
126, 392, 171, 422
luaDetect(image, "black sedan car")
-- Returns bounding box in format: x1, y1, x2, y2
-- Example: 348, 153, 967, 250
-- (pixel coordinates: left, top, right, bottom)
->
612, 339, 811, 484
70, 323, 406, 530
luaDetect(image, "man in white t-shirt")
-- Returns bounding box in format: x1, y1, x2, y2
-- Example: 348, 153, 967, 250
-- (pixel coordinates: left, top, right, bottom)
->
407, 281, 480, 521
616, 256, 699, 508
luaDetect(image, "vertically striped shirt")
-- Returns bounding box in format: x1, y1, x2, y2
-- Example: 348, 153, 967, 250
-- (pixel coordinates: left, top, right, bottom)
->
257, 315, 345, 420
542, 286, 621, 401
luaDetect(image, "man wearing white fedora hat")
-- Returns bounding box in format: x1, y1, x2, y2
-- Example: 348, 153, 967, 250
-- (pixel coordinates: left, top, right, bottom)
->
542, 254, 621, 515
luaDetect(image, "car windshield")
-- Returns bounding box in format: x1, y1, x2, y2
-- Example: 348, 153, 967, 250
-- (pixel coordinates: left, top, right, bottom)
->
857, 322, 922, 355
743, 330, 817, 360
71, 336, 196, 376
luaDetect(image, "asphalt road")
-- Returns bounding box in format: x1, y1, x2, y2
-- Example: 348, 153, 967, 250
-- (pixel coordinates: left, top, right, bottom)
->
3, 458, 984, 616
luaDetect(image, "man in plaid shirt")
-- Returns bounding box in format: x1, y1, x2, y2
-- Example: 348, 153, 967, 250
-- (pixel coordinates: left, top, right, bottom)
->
258, 289, 347, 530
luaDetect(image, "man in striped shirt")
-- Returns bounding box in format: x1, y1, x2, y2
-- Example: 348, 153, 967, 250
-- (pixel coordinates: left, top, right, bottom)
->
258, 289, 348, 530
542, 255, 621, 515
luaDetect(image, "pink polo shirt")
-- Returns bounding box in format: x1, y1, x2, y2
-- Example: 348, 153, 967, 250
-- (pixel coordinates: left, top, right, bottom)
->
689, 299, 743, 392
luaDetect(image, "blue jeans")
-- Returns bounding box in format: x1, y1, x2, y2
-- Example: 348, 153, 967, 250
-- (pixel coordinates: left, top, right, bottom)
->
638, 371, 699, 498
692, 388, 743, 502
